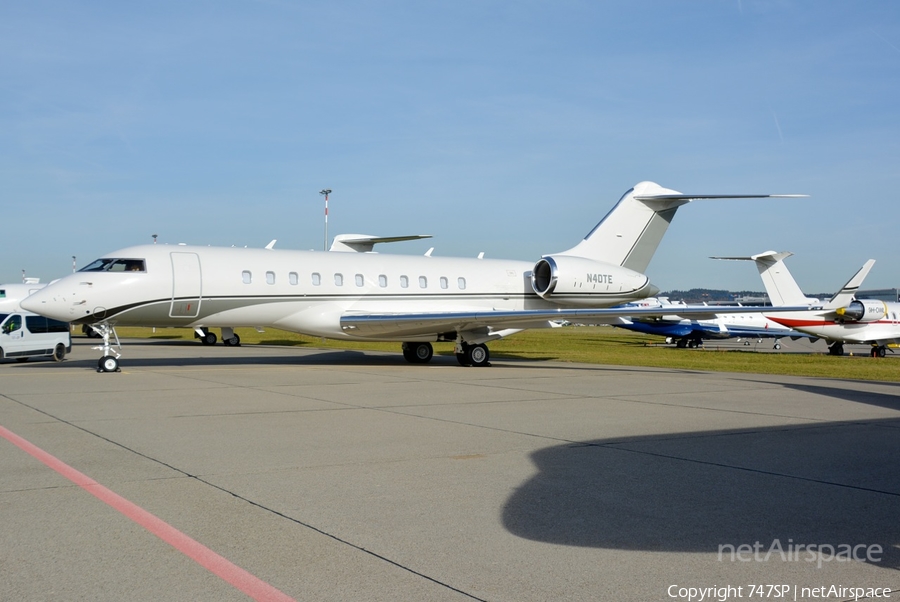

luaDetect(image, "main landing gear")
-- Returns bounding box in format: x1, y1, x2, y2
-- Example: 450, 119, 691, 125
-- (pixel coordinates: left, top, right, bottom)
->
828, 342, 844, 356
399, 341, 492, 367
88, 322, 122, 373
870, 345, 888, 358
195, 327, 241, 346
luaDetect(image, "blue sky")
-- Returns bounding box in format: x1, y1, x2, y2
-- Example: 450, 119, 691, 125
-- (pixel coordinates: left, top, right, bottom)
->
2, 1, 899, 293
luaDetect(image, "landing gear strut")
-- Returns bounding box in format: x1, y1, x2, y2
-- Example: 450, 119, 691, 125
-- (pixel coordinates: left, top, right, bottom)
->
89, 322, 121, 373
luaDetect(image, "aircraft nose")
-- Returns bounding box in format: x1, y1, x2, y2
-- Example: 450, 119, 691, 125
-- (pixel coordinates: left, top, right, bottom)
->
21, 286, 69, 321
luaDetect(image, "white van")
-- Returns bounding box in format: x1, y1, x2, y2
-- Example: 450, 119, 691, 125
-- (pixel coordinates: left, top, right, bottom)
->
0, 312, 71, 363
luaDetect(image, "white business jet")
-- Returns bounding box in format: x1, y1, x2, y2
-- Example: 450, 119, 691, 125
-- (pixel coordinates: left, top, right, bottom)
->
0, 280, 46, 314
718, 251, 900, 357
23, 182, 805, 372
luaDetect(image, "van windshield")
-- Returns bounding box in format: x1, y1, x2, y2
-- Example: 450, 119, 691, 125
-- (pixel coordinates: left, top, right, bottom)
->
79, 258, 146, 273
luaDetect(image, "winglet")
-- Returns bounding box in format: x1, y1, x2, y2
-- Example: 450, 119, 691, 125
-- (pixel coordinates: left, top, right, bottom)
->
330, 234, 433, 253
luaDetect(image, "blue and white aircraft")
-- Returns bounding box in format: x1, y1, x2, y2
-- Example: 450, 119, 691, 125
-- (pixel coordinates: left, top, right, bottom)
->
611, 297, 814, 349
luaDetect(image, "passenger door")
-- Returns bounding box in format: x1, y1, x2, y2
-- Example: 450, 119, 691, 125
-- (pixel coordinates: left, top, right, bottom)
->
170, 252, 202, 318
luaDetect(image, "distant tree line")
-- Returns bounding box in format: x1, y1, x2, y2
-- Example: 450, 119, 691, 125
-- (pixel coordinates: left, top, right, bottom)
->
661, 288, 832, 304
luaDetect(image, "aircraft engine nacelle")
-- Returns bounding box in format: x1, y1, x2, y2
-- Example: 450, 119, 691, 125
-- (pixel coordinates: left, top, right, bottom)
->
835, 300, 886, 323
531, 255, 654, 305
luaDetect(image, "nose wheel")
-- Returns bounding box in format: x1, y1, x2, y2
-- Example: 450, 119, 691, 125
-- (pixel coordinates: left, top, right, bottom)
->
98, 355, 120, 372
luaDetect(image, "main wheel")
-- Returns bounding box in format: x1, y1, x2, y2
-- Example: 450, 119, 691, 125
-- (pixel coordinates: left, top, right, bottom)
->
675, 339, 687, 348
465, 343, 490, 367
412, 342, 433, 363
829, 343, 844, 356
402, 342, 433, 363
224, 334, 241, 346
872, 346, 886, 358
53, 343, 66, 362
202, 332, 217, 345
98, 355, 119, 372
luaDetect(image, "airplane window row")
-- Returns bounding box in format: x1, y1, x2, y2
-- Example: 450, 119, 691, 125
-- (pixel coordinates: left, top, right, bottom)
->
241, 270, 467, 290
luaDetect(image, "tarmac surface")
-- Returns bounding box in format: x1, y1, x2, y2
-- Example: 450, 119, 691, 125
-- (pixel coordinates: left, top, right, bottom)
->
1, 338, 898, 601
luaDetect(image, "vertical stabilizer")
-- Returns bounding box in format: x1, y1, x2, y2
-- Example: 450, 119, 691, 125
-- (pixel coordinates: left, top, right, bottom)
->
824, 259, 876, 310
559, 182, 805, 273
712, 251, 810, 306
559, 182, 690, 272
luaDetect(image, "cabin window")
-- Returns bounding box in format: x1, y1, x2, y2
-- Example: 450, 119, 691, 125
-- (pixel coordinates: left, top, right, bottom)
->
378, 275, 387, 287
440, 277, 448, 290
419, 276, 427, 289
355, 274, 364, 287
242, 270, 252, 284
400, 275, 409, 288
289, 272, 298, 285
334, 273, 343, 286
312, 272, 321, 286
458, 277, 466, 290
266, 271, 275, 285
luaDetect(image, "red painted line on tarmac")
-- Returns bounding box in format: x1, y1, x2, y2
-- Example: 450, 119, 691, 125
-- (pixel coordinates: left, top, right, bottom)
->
0, 424, 296, 602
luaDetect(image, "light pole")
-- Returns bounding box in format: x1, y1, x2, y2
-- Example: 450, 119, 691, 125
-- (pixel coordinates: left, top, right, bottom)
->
320, 189, 332, 251
152, 234, 158, 244
72, 256, 76, 273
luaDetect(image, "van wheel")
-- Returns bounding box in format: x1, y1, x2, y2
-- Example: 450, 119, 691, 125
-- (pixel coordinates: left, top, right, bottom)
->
53, 344, 66, 362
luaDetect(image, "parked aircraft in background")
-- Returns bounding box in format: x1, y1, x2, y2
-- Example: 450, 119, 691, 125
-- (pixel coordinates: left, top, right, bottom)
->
0, 280, 46, 315
23, 181, 806, 372
611, 297, 813, 349
720, 251, 900, 357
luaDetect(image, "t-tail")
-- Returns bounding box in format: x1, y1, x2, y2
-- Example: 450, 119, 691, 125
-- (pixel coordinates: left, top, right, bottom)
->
559, 182, 806, 272
712, 250, 813, 306
530, 183, 806, 306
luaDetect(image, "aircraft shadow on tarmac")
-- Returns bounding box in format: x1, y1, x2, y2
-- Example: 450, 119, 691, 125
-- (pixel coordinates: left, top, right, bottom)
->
503, 413, 900, 570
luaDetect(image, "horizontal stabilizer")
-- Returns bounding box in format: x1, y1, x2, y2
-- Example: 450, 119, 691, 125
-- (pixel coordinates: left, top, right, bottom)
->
330, 234, 433, 253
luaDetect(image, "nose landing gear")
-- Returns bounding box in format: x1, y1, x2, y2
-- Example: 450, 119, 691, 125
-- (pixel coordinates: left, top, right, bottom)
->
88, 322, 121, 372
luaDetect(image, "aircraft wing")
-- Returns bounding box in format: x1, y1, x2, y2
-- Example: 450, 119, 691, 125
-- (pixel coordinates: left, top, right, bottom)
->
340, 305, 810, 338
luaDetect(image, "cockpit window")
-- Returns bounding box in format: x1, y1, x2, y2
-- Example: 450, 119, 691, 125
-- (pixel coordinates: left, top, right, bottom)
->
79, 258, 146, 273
